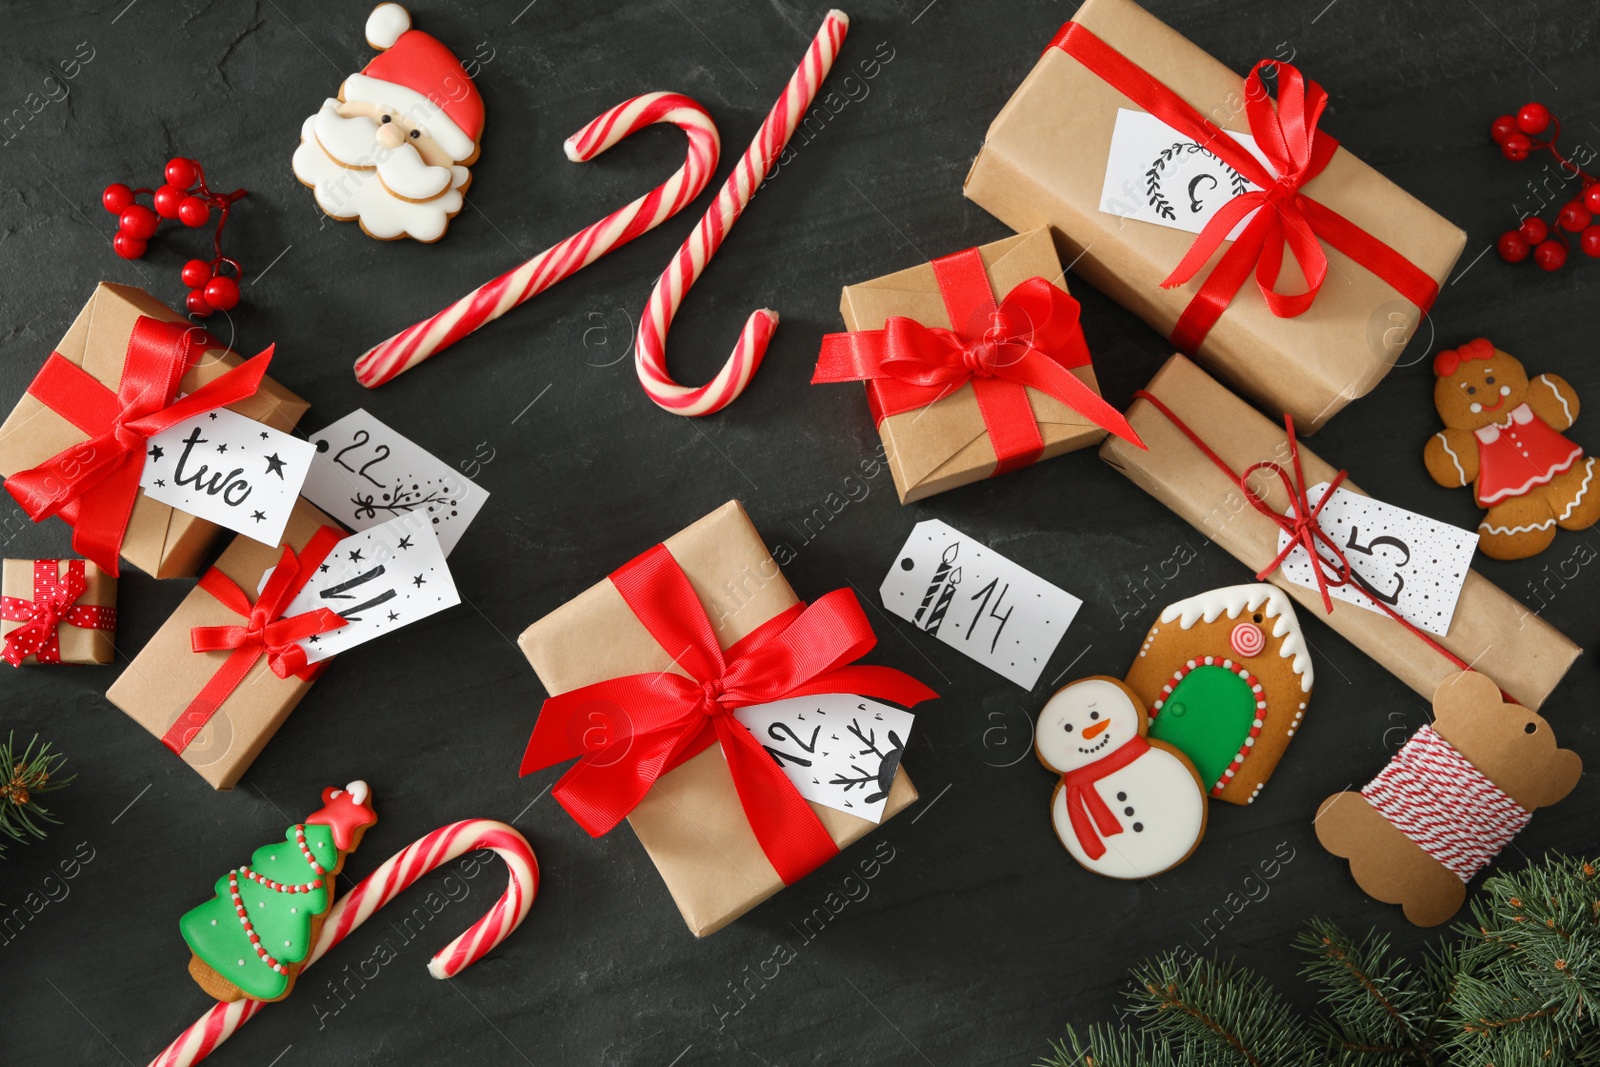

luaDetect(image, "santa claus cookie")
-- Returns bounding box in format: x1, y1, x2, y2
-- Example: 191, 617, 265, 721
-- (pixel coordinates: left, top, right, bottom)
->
179, 782, 377, 1002
1423, 339, 1600, 560
1035, 676, 1207, 880
1124, 584, 1313, 805
292, 4, 483, 242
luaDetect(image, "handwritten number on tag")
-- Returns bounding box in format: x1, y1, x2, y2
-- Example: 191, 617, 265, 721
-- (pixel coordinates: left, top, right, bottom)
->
763, 722, 820, 769
332, 430, 390, 488
964, 577, 1014, 653
1344, 526, 1410, 606
317, 564, 397, 621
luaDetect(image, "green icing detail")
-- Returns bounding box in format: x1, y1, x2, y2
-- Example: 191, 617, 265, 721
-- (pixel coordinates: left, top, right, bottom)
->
179, 823, 338, 1001
1147, 665, 1257, 790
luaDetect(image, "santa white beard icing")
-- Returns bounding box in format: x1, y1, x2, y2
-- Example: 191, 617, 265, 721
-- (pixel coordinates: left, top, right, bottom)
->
1035, 676, 1207, 880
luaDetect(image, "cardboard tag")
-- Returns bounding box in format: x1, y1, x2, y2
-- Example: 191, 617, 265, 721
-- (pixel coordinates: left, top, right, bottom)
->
1277, 483, 1477, 636
1098, 108, 1272, 239
880, 519, 1081, 689
733, 695, 915, 824
139, 408, 314, 546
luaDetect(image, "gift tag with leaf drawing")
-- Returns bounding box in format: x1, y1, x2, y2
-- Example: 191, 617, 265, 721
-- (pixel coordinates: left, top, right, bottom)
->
733, 695, 916, 823
1099, 108, 1270, 238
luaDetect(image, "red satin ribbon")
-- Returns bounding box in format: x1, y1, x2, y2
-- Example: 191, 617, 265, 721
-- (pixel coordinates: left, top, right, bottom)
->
3, 316, 274, 576
519, 543, 937, 886
1051, 23, 1440, 352
160, 526, 347, 756
814, 248, 1144, 476
1060, 736, 1148, 860
1, 559, 116, 666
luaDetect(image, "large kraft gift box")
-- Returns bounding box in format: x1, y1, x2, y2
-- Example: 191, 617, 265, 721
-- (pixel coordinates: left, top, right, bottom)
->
517, 500, 918, 937
0, 282, 310, 578
1101, 355, 1579, 709
107, 499, 340, 790
837, 228, 1109, 503
964, 0, 1467, 432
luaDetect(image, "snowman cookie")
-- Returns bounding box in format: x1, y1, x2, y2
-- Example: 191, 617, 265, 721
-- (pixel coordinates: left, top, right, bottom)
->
1035, 676, 1207, 879
1124, 584, 1313, 805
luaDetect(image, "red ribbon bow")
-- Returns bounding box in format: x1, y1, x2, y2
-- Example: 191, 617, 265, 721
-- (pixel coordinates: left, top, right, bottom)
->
813, 248, 1145, 475
1, 559, 117, 666
1052, 24, 1440, 353
4, 316, 274, 576
519, 543, 937, 885
1060, 735, 1148, 861
161, 527, 347, 756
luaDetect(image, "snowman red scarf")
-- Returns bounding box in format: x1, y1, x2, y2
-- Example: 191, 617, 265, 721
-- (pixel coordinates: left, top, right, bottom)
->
1059, 736, 1150, 860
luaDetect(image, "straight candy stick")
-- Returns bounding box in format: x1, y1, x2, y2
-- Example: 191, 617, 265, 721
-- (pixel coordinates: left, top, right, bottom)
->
148, 820, 538, 1067
354, 92, 722, 389
634, 10, 850, 416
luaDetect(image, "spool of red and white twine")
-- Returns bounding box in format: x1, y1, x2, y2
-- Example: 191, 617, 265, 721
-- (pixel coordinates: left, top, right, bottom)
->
148, 820, 538, 1067
634, 9, 850, 416
1361, 725, 1531, 882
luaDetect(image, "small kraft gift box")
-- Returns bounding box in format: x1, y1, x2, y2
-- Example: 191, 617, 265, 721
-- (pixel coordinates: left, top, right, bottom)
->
0, 282, 309, 578
1101, 354, 1580, 710
1, 559, 116, 666
517, 501, 937, 936
106, 499, 347, 789
964, 0, 1467, 432
817, 228, 1143, 504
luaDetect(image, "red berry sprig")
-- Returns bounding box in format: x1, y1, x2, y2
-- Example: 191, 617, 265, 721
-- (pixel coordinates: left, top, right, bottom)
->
101, 158, 247, 317
1489, 103, 1600, 272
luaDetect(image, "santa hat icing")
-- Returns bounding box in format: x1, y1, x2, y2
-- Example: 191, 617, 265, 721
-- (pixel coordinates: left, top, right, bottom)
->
344, 4, 483, 162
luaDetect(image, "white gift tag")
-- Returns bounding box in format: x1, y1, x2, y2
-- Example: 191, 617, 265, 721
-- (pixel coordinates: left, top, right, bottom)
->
281, 515, 461, 663
1098, 108, 1274, 239
301, 409, 488, 558
733, 695, 915, 824
880, 519, 1082, 689
139, 408, 314, 546
1276, 482, 1477, 636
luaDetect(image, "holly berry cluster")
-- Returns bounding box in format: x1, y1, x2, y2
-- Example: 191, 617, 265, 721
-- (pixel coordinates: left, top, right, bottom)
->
1490, 103, 1600, 271
101, 158, 248, 317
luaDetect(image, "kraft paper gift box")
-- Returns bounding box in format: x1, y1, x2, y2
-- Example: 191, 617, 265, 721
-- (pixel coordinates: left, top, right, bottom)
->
1, 559, 116, 665
517, 500, 920, 937
833, 228, 1117, 504
0, 282, 310, 578
106, 499, 342, 790
1100, 354, 1579, 709
964, 0, 1467, 432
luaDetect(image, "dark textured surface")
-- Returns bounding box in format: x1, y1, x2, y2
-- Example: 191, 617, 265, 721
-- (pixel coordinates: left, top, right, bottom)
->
3, 1, 1598, 1064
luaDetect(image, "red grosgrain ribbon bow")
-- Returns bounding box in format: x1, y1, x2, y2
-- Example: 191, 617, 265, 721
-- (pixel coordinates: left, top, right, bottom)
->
1, 560, 116, 666
3, 316, 274, 575
1061, 735, 1148, 860
160, 527, 346, 756
519, 543, 937, 885
813, 249, 1144, 475
1051, 24, 1440, 353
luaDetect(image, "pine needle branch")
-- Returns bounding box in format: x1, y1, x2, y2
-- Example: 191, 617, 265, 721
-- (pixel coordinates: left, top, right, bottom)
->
0, 732, 74, 856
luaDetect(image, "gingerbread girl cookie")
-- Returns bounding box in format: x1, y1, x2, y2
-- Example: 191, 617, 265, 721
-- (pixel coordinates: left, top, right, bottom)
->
292, 4, 483, 242
1424, 339, 1600, 559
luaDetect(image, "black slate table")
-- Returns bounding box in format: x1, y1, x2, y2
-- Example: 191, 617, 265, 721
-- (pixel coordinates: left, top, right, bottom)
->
4, 1, 1597, 1064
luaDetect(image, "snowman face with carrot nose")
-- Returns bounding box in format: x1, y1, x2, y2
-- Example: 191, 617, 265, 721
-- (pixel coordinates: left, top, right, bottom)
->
1035, 678, 1144, 773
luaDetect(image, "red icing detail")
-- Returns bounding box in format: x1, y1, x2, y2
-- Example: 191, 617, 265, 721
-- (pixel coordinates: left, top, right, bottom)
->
1473, 405, 1583, 506
305, 786, 377, 852
1433, 338, 1495, 378
1229, 622, 1265, 658
362, 30, 483, 147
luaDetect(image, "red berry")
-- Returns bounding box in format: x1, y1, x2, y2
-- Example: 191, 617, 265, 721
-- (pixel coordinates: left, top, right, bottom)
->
185, 289, 213, 316
1559, 201, 1593, 232
181, 258, 213, 288
1585, 185, 1600, 214
1519, 217, 1549, 244
177, 196, 210, 228
118, 204, 158, 240
112, 231, 147, 259
1582, 226, 1600, 258
1501, 133, 1532, 161
164, 157, 200, 189
1497, 230, 1531, 263
1490, 114, 1519, 145
1516, 103, 1552, 135
1534, 239, 1567, 271
102, 182, 135, 214
203, 276, 240, 311
153, 183, 187, 219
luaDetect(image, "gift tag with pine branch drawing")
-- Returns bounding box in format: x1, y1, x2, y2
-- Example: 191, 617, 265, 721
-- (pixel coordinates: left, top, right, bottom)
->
139, 407, 315, 546
732, 695, 916, 823
301, 409, 488, 557
880, 519, 1082, 689
1098, 108, 1273, 239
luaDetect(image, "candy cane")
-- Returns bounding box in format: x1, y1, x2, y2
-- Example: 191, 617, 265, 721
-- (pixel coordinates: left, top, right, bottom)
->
634, 10, 849, 416
353, 92, 721, 389
149, 820, 537, 1067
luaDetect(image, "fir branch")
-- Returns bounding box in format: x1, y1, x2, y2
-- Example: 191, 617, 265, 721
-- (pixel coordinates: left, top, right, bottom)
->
0, 733, 74, 856
1296, 920, 1435, 1065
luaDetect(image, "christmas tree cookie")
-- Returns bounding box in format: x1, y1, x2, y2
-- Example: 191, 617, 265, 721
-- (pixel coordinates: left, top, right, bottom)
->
179, 781, 377, 1002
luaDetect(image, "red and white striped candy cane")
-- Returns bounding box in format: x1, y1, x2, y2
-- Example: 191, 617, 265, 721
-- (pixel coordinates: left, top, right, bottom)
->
634, 9, 850, 416
353, 92, 721, 389
148, 820, 537, 1067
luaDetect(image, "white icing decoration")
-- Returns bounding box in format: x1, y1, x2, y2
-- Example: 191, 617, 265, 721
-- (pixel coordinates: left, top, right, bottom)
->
346, 780, 370, 806
1435, 432, 1467, 485
1538, 374, 1574, 424
1156, 584, 1313, 691
1558, 457, 1597, 521
366, 3, 411, 50
1480, 518, 1556, 535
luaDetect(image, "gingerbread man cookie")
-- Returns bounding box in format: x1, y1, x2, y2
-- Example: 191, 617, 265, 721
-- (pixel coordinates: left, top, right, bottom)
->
292, 4, 484, 242
1424, 339, 1600, 559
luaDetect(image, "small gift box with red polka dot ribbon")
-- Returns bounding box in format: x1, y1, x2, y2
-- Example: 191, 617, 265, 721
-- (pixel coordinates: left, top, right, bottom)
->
1, 558, 116, 666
